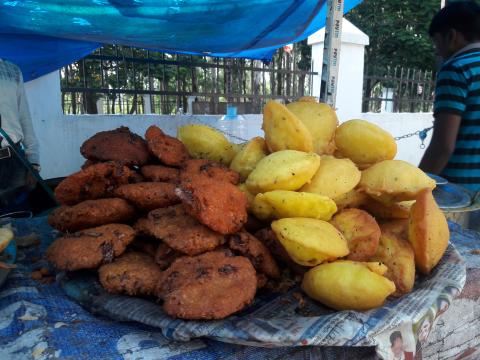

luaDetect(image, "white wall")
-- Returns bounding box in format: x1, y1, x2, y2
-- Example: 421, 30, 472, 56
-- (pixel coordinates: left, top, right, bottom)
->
24, 71, 434, 179
358, 113, 433, 166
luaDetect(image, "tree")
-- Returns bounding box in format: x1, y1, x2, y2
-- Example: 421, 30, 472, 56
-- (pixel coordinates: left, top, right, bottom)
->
346, 0, 441, 72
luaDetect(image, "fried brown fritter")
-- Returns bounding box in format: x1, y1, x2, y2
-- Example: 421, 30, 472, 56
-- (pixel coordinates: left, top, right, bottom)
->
154, 243, 181, 270
141, 165, 180, 183
177, 176, 248, 235
134, 205, 224, 255
98, 252, 162, 296
129, 237, 158, 257
228, 231, 280, 279
46, 224, 136, 271
114, 182, 180, 212
180, 159, 240, 185
81, 127, 149, 166
81, 159, 99, 170
254, 228, 307, 276
48, 198, 136, 233
330, 208, 380, 262
257, 273, 268, 289
55, 162, 138, 205
145, 125, 190, 167
156, 250, 257, 320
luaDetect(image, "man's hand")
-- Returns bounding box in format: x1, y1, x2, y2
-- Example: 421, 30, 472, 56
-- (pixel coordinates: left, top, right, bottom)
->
31, 164, 41, 173
26, 163, 40, 190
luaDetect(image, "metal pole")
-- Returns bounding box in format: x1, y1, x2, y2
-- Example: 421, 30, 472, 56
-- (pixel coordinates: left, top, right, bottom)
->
319, 0, 344, 107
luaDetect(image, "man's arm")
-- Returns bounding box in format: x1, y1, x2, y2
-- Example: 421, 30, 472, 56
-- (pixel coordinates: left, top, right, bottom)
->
419, 113, 461, 174
16, 70, 40, 165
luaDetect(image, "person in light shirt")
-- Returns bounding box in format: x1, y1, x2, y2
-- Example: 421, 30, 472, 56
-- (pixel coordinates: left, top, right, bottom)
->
389, 331, 413, 360
0, 59, 40, 201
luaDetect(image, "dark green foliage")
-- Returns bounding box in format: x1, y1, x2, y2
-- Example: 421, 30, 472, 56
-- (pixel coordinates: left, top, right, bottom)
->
346, 0, 442, 72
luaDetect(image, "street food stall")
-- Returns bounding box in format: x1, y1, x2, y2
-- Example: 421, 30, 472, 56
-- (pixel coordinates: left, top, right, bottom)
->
0, 1, 479, 359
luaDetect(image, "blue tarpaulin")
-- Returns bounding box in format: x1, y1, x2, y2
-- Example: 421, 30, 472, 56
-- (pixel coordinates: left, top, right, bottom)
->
0, 0, 363, 81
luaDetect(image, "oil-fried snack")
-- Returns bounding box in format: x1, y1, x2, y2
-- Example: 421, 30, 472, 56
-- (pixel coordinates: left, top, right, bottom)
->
114, 182, 180, 212
330, 209, 381, 262
134, 205, 225, 255
361, 196, 413, 219
302, 260, 396, 311
227, 231, 280, 279
371, 229, 415, 297
358, 160, 436, 203
99, 252, 162, 296
177, 176, 248, 235
46, 224, 136, 271
156, 250, 257, 320
408, 189, 449, 274
81, 159, 99, 170
271, 218, 349, 267
286, 101, 338, 155
154, 243, 182, 270
244, 215, 266, 234
80, 127, 149, 166
48, 198, 136, 233
334, 189, 368, 210
250, 193, 275, 221
255, 191, 337, 221
55, 162, 139, 205
177, 124, 236, 165
262, 100, 313, 153
130, 172, 145, 183
254, 228, 307, 275
129, 237, 158, 257
180, 159, 240, 185
141, 165, 180, 183
334, 119, 397, 167
145, 125, 190, 166
301, 155, 361, 200
246, 150, 320, 194
229, 137, 268, 181
238, 183, 255, 210
380, 219, 409, 241
257, 273, 268, 289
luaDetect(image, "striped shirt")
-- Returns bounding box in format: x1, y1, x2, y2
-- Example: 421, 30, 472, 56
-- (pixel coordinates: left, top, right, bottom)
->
435, 43, 480, 191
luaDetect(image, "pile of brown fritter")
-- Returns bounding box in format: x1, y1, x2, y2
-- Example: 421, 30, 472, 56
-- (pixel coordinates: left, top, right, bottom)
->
46, 125, 288, 320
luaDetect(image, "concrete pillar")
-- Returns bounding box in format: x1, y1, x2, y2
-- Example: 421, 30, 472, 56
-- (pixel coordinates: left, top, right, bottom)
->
308, 19, 369, 121
96, 99, 104, 114
142, 94, 152, 114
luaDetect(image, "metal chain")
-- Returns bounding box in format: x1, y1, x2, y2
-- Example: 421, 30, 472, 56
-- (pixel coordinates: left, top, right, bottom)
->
195, 120, 435, 148
394, 126, 433, 149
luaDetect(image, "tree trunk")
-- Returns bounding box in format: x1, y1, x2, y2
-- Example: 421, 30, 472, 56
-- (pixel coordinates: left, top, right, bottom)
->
191, 60, 198, 93
225, 59, 233, 103
71, 92, 77, 114
276, 50, 284, 96
298, 75, 306, 97
84, 92, 98, 114
129, 94, 137, 114
111, 95, 116, 114
286, 52, 292, 97
252, 60, 262, 113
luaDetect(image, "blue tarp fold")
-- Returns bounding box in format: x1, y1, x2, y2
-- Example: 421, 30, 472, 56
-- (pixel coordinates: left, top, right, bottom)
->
0, 0, 362, 81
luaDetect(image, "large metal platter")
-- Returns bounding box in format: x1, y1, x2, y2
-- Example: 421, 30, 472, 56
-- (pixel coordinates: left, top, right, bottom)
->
433, 183, 473, 209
